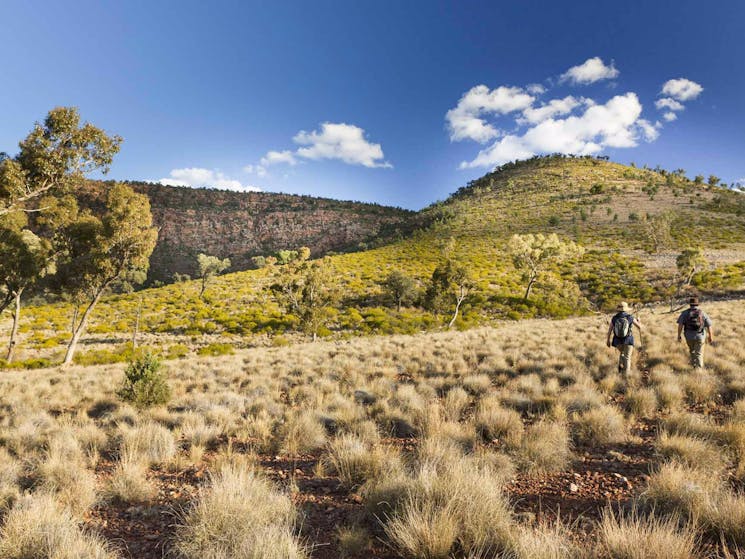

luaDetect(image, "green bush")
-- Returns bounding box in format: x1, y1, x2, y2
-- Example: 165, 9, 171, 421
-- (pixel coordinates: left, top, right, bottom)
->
117, 353, 171, 408
196, 343, 235, 357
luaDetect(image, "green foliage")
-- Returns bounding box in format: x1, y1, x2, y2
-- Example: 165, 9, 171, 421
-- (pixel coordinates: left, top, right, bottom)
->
197, 253, 231, 298
382, 270, 418, 311
196, 343, 235, 357
116, 353, 171, 408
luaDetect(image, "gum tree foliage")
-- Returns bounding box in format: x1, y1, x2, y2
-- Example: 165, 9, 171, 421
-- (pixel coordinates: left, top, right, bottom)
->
197, 253, 231, 299
270, 252, 339, 340
677, 247, 708, 287
509, 233, 584, 300
0, 107, 121, 217
424, 259, 474, 328
382, 270, 417, 312
55, 184, 158, 365
0, 227, 51, 362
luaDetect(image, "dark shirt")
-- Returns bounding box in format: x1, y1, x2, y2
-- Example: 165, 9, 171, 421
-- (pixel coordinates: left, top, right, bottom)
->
611, 312, 634, 347
677, 308, 712, 341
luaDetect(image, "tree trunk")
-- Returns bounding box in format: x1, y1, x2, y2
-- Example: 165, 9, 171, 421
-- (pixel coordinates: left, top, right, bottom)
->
6, 289, 23, 363
200, 276, 207, 299
524, 273, 537, 301
396, 298, 402, 312
62, 289, 105, 366
448, 288, 468, 329
132, 296, 142, 350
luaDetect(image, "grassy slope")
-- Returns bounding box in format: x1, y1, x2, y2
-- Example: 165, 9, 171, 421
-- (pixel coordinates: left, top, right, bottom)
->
5, 157, 745, 365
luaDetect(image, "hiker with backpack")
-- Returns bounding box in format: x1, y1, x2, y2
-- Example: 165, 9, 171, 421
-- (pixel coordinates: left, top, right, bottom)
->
607, 302, 642, 375
677, 296, 713, 369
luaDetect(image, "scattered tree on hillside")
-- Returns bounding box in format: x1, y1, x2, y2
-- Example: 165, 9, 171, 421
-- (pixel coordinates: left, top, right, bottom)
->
424, 259, 473, 328
0, 107, 121, 217
270, 253, 339, 340
0, 227, 51, 362
708, 175, 721, 187
509, 233, 584, 301
56, 184, 157, 365
382, 270, 417, 312
197, 253, 231, 299
677, 247, 708, 287
642, 212, 674, 254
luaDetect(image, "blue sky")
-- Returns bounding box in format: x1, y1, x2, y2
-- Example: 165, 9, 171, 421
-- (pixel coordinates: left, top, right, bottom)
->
1, 1, 743, 209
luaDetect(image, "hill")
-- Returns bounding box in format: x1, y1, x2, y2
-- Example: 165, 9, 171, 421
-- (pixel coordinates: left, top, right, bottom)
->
4, 156, 745, 367
77, 181, 417, 283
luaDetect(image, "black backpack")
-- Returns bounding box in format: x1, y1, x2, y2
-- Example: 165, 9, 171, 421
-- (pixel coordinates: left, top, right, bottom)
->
685, 308, 704, 332
613, 313, 632, 338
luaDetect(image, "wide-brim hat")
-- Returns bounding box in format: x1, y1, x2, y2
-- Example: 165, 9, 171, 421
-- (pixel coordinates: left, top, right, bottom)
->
617, 302, 630, 312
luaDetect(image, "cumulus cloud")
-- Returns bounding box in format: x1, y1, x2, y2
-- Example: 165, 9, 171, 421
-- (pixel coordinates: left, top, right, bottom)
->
446, 85, 535, 143
260, 150, 297, 167
459, 93, 658, 169
661, 78, 703, 101
519, 96, 586, 125
560, 57, 619, 85
159, 168, 261, 191
655, 97, 685, 111
293, 122, 391, 168
448, 61, 704, 170
251, 122, 391, 172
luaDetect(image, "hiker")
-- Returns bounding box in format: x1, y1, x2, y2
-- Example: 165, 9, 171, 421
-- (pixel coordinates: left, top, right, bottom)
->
677, 296, 713, 369
606, 302, 642, 375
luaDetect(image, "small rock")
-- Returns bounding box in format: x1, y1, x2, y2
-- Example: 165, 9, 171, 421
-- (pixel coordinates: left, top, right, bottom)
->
569, 483, 579, 493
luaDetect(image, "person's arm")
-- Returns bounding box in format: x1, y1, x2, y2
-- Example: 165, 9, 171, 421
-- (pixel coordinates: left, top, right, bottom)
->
607, 322, 613, 347
706, 324, 714, 344
633, 318, 642, 330
677, 323, 684, 342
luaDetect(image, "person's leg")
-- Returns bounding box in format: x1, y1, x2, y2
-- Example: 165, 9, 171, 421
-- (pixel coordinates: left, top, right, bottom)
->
619, 344, 633, 375
686, 338, 704, 368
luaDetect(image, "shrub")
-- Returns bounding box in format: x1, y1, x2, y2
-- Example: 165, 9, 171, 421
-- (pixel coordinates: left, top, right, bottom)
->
196, 342, 235, 357
116, 353, 171, 408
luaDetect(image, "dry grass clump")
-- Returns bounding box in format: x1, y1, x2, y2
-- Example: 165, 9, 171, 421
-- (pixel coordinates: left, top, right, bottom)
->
104, 451, 156, 504
120, 421, 177, 465
573, 405, 626, 445
280, 411, 327, 456
0, 493, 117, 559
324, 434, 402, 489
443, 387, 471, 421
0, 448, 21, 510
641, 462, 720, 519
596, 509, 697, 559
35, 433, 98, 516
518, 420, 571, 473
511, 521, 585, 559
174, 461, 306, 559
655, 432, 728, 471
383, 458, 514, 558
624, 387, 658, 418
682, 372, 720, 405
336, 524, 370, 557
474, 396, 524, 448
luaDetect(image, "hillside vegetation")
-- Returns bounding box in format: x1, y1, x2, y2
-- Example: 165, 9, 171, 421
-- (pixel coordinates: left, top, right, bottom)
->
3, 156, 745, 368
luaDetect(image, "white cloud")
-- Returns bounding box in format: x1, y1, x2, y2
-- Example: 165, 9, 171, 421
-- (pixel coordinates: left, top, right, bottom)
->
663, 111, 678, 122
292, 122, 391, 168
661, 78, 703, 101
519, 96, 585, 125
260, 150, 297, 167
655, 97, 685, 111
560, 57, 619, 85
527, 83, 547, 95
159, 168, 261, 191
460, 93, 656, 169
446, 85, 535, 143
